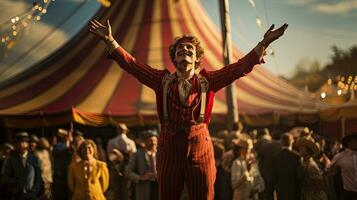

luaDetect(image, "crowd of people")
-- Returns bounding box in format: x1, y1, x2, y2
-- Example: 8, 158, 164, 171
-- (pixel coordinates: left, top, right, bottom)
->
0, 123, 356, 200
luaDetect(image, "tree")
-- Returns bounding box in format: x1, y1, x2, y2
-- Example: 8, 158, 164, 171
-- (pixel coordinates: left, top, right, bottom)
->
288, 45, 357, 92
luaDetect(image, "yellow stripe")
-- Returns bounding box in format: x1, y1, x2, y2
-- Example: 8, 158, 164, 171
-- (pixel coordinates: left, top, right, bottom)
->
0, 1, 122, 114
77, 65, 124, 112
0, 33, 92, 99
169, 0, 183, 38
0, 44, 106, 114
76, 0, 133, 111
140, 0, 163, 112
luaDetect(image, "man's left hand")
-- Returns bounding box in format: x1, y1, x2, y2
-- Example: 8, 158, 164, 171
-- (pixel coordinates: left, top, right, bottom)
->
261, 23, 288, 47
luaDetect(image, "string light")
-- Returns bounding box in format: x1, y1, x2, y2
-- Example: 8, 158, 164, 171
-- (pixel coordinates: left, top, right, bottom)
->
97, 0, 111, 8
0, 0, 53, 56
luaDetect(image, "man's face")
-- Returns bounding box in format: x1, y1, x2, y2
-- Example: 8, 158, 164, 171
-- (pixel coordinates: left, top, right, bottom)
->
145, 136, 158, 151
16, 141, 29, 154
174, 41, 199, 72
29, 142, 37, 151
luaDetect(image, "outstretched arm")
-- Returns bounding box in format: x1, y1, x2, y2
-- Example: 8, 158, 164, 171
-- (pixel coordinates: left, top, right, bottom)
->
88, 19, 166, 90
206, 23, 288, 92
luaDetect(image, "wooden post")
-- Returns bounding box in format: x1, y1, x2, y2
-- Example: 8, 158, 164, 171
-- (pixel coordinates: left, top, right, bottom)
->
219, 0, 239, 131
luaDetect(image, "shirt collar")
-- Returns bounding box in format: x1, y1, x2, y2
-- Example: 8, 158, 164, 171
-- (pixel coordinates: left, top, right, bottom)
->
20, 151, 28, 158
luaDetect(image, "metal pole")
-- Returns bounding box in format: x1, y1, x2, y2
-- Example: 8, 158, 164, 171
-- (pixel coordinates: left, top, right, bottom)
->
219, 0, 238, 130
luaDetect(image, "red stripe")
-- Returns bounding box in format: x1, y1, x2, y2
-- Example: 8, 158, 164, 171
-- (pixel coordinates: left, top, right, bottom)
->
0, 38, 98, 109
104, 0, 154, 115
39, 0, 126, 113
161, 0, 175, 72
39, 56, 112, 113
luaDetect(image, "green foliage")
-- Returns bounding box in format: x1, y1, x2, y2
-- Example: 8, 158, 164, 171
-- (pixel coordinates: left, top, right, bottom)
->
288, 45, 357, 92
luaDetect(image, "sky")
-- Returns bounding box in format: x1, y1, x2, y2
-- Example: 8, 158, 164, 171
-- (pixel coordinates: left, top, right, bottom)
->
1, 0, 357, 80
201, 0, 357, 78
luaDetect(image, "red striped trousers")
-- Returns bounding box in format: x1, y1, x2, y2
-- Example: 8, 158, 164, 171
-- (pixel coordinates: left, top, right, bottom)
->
156, 123, 216, 200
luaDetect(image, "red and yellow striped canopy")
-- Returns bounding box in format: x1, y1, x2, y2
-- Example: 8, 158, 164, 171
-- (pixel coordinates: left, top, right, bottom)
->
0, 0, 320, 128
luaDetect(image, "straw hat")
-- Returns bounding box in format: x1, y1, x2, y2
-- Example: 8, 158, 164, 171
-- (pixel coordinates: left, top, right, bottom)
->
142, 130, 158, 138
57, 128, 70, 138
30, 135, 40, 143
341, 132, 357, 148
296, 138, 320, 157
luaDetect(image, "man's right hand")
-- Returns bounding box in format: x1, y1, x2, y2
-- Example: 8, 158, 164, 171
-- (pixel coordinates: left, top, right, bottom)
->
88, 19, 114, 43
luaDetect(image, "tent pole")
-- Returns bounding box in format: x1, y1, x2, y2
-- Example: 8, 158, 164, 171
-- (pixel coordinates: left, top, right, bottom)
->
219, 0, 239, 131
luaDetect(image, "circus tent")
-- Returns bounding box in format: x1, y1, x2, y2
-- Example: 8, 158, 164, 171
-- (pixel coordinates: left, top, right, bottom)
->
0, 0, 323, 128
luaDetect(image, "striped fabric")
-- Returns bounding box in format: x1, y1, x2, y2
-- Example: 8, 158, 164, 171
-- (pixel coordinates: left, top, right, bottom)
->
0, 0, 324, 128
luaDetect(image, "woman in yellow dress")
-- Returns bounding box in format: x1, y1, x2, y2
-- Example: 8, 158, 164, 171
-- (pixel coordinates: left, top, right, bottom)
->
68, 139, 109, 200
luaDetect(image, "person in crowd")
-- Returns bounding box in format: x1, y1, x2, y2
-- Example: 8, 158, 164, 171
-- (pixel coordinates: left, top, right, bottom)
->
301, 127, 315, 142
71, 130, 85, 164
125, 130, 159, 200
273, 133, 304, 200
0, 143, 15, 200
2, 132, 43, 200
89, 17, 287, 199
212, 140, 228, 200
107, 123, 137, 156
34, 137, 53, 200
297, 138, 327, 200
68, 139, 109, 200
107, 148, 126, 200
52, 128, 72, 200
0, 143, 15, 175
254, 128, 281, 200
106, 122, 136, 199
29, 135, 39, 153
326, 133, 357, 200
231, 135, 264, 200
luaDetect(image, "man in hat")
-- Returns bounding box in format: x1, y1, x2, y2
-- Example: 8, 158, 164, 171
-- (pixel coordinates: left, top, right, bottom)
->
107, 123, 137, 156
125, 130, 159, 200
52, 128, 72, 200
106, 123, 136, 200
2, 132, 42, 200
326, 133, 357, 200
89, 18, 287, 199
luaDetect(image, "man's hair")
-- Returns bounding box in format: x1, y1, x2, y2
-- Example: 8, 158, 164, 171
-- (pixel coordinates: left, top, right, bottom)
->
169, 35, 204, 68
281, 132, 293, 147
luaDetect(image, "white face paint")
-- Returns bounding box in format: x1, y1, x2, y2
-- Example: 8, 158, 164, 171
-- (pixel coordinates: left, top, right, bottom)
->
174, 41, 199, 73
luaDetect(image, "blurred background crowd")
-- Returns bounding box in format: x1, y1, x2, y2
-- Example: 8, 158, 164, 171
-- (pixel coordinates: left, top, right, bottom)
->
0, 122, 356, 200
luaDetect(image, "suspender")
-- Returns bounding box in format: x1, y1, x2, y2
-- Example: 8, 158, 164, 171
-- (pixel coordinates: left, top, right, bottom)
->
162, 73, 208, 124
196, 74, 208, 124
162, 73, 175, 122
